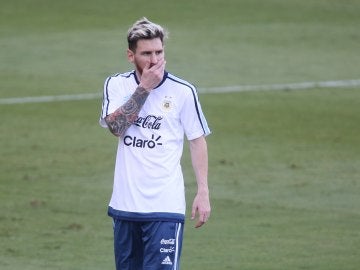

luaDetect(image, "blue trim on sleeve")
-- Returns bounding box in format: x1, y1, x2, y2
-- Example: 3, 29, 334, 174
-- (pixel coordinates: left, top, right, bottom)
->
103, 76, 111, 117
167, 74, 208, 135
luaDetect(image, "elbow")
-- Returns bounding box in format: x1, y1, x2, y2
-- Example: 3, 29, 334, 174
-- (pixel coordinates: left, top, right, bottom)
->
108, 129, 122, 137
105, 117, 123, 137
106, 123, 123, 138
105, 112, 134, 138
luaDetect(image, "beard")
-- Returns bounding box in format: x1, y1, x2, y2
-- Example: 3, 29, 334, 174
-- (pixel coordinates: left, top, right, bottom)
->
134, 61, 143, 76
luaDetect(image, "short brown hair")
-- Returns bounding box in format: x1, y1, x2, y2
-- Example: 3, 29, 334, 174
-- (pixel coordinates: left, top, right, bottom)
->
127, 17, 168, 52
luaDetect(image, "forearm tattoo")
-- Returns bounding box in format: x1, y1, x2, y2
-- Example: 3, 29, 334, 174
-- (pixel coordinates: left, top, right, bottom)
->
105, 86, 149, 137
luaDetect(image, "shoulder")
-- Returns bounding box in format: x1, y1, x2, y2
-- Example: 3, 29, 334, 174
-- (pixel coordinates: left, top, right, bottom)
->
166, 72, 197, 92
105, 70, 136, 82
104, 71, 137, 93
164, 72, 201, 104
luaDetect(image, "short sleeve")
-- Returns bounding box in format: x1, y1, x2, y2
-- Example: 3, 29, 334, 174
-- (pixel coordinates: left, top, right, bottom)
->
180, 88, 211, 140
99, 76, 123, 128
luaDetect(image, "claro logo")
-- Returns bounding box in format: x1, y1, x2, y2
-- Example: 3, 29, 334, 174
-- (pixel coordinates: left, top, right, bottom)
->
124, 134, 162, 149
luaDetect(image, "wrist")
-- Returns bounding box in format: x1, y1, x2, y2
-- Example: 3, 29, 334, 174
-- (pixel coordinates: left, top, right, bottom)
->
138, 84, 152, 92
197, 187, 209, 196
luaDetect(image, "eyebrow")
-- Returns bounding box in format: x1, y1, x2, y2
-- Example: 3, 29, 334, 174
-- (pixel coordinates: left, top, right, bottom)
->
140, 49, 163, 54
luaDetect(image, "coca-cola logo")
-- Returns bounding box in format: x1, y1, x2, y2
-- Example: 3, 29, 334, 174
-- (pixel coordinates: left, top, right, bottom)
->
160, 238, 175, 245
134, 115, 162, 130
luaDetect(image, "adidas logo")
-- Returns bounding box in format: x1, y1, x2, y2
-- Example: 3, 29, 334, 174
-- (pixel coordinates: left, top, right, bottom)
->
161, 256, 173, 265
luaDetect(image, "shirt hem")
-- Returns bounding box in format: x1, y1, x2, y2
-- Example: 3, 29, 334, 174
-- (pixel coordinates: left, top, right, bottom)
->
108, 206, 185, 223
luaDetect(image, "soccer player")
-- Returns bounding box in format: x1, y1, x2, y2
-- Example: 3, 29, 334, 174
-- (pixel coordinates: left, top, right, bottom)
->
99, 17, 211, 270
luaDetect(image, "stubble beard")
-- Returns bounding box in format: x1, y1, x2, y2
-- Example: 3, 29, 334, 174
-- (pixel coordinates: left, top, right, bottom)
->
134, 62, 143, 77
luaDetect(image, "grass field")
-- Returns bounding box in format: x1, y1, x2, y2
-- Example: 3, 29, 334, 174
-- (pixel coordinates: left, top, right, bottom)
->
1, 0, 360, 269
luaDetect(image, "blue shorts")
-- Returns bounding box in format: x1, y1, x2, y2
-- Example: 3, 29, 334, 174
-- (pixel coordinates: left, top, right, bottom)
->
112, 218, 184, 270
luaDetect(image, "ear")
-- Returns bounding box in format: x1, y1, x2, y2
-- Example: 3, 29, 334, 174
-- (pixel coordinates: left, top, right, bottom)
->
127, 49, 134, 63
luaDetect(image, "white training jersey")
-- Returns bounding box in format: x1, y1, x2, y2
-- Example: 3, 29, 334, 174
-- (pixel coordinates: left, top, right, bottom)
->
100, 71, 211, 222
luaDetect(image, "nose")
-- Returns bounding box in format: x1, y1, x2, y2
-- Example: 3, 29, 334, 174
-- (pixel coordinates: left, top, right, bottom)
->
150, 53, 158, 64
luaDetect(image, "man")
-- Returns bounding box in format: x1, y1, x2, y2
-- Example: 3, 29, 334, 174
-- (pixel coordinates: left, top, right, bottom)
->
99, 17, 211, 270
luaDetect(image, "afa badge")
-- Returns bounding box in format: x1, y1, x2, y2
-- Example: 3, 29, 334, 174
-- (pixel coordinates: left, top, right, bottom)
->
162, 96, 173, 112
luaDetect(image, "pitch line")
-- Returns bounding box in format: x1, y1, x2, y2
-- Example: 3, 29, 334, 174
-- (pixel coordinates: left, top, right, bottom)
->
0, 93, 100, 105
1, 79, 359, 105
198, 79, 360, 93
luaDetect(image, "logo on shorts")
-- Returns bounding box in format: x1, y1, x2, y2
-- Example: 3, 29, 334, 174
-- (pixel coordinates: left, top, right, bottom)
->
161, 256, 173, 265
160, 246, 175, 253
160, 238, 175, 245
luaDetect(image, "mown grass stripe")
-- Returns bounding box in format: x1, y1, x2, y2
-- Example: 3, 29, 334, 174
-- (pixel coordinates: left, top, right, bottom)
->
1, 79, 359, 105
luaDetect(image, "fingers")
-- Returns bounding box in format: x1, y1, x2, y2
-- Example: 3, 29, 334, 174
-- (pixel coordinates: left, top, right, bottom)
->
191, 194, 211, 228
194, 214, 209, 228
195, 213, 210, 228
192, 206, 210, 228
142, 61, 151, 71
195, 220, 205, 228
149, 59, 166, 74
139, 59, 166, 91
143, 59, 165, 72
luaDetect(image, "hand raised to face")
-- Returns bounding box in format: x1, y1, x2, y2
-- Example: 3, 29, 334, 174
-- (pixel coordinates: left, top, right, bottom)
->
139, 59, 166, 91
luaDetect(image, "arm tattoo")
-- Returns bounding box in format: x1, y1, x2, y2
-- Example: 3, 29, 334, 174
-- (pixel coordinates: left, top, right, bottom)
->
105, 86, 149, 137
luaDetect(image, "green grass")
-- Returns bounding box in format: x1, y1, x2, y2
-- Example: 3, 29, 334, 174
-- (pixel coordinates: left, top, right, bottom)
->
1, 90, 359, 270
1, 0, 360, 269
1, 0, 360, 98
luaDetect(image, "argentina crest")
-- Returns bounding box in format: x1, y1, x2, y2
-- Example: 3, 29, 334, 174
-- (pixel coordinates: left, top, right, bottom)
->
161, 96, 173, 112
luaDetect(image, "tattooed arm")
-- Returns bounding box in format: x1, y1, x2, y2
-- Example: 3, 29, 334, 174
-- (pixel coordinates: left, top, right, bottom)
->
105, 86, 150, 137
105, 59, 166, 137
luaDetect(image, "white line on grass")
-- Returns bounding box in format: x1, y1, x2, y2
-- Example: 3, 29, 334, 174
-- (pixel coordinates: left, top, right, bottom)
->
1, 79, 359, 105
198, 79, 360, 93
0, 93, 100, 105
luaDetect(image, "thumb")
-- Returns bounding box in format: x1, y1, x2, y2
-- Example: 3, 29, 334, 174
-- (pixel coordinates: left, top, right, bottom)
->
191, 204, 196, 220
